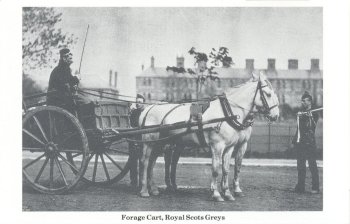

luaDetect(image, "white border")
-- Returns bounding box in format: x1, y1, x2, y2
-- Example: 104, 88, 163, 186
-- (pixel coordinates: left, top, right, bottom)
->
0, 0, 349, 224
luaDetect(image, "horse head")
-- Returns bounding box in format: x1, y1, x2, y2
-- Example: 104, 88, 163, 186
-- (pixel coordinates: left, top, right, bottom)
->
252, 72, 279, 122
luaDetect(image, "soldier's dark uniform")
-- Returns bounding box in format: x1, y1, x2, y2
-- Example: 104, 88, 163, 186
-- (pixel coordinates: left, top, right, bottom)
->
293, 108, 320, 193
128, 94, 145, 188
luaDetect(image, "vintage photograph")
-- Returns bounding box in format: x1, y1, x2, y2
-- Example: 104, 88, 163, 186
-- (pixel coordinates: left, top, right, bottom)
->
22, 7, 323, 212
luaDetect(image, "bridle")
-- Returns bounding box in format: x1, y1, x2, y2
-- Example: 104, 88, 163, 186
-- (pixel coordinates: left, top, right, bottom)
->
240, 78, 279, 121
219, 78, 279, 130
255, 80, 279, 115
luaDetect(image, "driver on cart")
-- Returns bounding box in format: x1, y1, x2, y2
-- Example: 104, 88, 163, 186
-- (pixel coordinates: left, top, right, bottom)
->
46, 48, 90, 115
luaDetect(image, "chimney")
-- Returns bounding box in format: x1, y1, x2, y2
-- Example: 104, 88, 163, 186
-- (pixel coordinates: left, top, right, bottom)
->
176, 56, 185, 68
288, 59, 298, 70
310, 59, 320, 71
109, 70, 112, 87
267, 58, 276, 70
141, 64, 144, 71
114, 72, 117, 88
151, 56, 155, 68
245, 59, 254, 70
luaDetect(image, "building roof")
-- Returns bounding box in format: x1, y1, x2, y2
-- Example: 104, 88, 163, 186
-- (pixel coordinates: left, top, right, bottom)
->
138, 66, 323, 80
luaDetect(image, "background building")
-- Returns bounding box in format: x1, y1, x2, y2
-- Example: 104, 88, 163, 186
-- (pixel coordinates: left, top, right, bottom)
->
136, 56, 323, 114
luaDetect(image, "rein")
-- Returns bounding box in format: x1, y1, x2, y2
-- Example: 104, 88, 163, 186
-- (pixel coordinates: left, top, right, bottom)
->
219, 80, 278, 130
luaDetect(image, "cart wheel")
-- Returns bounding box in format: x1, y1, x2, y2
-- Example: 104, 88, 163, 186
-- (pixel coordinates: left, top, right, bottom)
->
22, 106, 89, 194
79, 139, 133, 185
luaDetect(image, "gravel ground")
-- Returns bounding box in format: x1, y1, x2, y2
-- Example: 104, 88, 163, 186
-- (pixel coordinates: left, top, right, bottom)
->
23, 164, 323, 211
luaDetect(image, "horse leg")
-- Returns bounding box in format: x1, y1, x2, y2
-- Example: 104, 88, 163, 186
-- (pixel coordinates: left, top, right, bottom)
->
221, 145, 235, 201
164, 145, 173, 191
233, 142, 247, 197
147, 145, 162, 196
170, 145, 183, 191
139, 143, 152, 197
210, 142, 225, 202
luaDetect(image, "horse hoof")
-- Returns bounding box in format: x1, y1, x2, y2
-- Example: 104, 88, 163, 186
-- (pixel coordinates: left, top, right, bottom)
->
139, 192, 150, 198
150, 189, 160, 196
234, 192, 245, 197
224, 194, 235, 201
212, 195, 224, 202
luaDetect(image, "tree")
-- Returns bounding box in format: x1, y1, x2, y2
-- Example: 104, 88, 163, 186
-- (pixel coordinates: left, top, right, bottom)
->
167, 47, 234, 99
22, 7, 76, 73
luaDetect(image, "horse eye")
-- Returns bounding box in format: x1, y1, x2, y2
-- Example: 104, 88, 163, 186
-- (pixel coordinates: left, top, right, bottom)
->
264, 90, 271, 97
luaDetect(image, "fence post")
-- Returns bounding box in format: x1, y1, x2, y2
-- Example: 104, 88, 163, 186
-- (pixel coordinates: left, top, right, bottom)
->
268, 123, 271, 156
288, 125, 291, 149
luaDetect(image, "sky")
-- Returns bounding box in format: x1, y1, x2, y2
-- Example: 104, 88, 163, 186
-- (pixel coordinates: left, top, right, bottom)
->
28, 7, 322, 97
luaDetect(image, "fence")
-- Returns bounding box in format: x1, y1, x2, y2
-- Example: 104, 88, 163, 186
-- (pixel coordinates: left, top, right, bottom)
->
245, 120, 323, 159
183, 120, 323, 159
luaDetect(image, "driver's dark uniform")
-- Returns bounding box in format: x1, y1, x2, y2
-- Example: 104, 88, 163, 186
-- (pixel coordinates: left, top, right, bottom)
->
47, 60, 89, 114
293, 109, 320, 192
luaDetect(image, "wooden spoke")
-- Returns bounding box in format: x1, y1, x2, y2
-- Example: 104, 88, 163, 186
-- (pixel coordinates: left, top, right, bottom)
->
57, 153, 80, 173
23, 147, 45, 152
92, 154, 99, 182
100, 154, 110, 181
104, 153, 123, 171
35, 156, 49, 183
60, 133, 79, 144
54, 157, 68, 187
49, 158, 54, 189
23, 153, 46, 170
48, 111, 53, 141
23, 128, 45, 146
33, 115, 48, 143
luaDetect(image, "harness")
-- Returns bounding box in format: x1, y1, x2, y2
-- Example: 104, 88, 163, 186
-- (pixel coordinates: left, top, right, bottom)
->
132, 79, 278, 146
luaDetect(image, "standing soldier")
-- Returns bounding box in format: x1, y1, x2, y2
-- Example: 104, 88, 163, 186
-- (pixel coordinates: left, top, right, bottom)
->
129, 94, 146, 188
293, 91, 320, 194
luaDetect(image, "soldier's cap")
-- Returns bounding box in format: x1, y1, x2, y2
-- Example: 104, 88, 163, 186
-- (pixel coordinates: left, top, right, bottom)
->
136, 94, 145, 101
59, 48, 72, 57
301, 91, 312, 101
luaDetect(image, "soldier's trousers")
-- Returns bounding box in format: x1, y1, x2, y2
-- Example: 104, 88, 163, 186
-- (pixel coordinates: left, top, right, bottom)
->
295, 144, 320, 191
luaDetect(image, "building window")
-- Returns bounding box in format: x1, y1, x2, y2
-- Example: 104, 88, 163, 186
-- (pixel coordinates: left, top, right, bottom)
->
148, 78, 152, 86
188, 93, 192, 100
217, 79, 221, 88
143, 78, 147, 86
276, 80, 280, 89
230, 80, 234, 87
148, 93, 151, 100
302, 80, 307, 89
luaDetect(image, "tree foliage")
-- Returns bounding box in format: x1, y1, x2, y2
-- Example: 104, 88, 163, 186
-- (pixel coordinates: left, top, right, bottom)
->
22, 73, 43, 96
22, 7, 76, 72
167, 47, 235, 98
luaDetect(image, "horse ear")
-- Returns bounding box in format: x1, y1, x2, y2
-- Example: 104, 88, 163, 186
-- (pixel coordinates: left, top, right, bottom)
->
252, 72, 259, 81
259, 71, 266, 80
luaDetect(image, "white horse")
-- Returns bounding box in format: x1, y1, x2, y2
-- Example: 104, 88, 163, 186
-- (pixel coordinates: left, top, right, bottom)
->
138, 72, 279, 201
